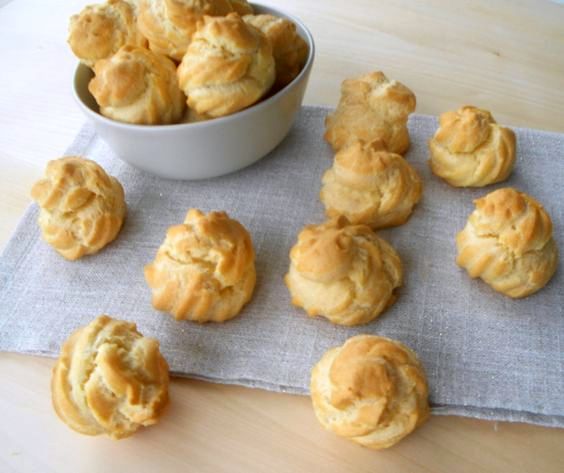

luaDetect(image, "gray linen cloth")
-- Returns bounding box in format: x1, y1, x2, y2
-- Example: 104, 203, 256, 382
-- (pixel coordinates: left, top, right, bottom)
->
1, 107, 563, 427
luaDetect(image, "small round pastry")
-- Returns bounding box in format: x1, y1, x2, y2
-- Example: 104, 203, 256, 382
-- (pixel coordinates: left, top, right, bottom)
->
324, 71, 416, 154
456, 188, 558, 298
89, 45, 185, 124
229, 0, 253, 15
177, 13, 276, 118
137, 0, 233, 61
310, 335, 430, 449
320, 140, 423, 229
285, 217, 403, 326
144, 209, 256, 322
30, 156, 126, 261
68, 0, 147, 68
51, 315, 169, 439
429, 106, 516, 187
243, 14, 308, 88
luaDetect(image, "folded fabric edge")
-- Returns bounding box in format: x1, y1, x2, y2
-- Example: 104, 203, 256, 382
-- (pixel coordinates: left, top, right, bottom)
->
64, 121, 98, 156
173, 372, 564, 429
4, 348, 561, 429
431, 405, 564, 429
0, 204, 39, 261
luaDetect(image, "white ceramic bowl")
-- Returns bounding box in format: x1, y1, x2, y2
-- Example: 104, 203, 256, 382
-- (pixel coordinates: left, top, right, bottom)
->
73, 3, 315, 180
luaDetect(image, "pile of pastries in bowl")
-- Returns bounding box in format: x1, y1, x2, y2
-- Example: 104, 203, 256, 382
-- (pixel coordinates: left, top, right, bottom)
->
68, 0, 309, 124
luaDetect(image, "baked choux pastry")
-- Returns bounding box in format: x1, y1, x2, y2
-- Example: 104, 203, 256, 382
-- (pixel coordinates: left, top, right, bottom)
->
89, 45, 185, 124
229, 0, 253, 15
429, 106, 516, 187
456, 188, 558, 298
243, 14, 308, 88
177, 13, 275, 118
325, 71, 416, 154
285, 217, 403, 326
310, 335, 430, 449
137, 0, 233, 61
320, 140, 423, 228
68, 0, 147, 68
31, 156, 126, 261
51, 315, 169, 439
144, 209, 256, 322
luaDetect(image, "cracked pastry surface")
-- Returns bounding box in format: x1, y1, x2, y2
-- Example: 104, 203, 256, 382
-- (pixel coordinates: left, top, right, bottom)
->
68, 0, 147, 68
137, 0, 234, 61
320, 141, 423, 229
30, 156, 126, 260
456, 187, 558, 298
285, 217, 403, 326
144, 209, 256, 322
177, 13, 275, 118
310, 335, 429, 449
324, 71, 416, 154
243, 14, 308, 88
429, 106, 516, 187
51, 315, 169, 439
89, 44, 185, 124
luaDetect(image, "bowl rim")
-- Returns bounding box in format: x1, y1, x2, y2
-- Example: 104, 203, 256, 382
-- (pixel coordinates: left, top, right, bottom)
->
72, 2, 316, 132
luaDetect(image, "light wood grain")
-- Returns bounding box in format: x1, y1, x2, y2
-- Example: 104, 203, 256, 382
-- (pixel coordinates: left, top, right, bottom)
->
1, 0, 564, 472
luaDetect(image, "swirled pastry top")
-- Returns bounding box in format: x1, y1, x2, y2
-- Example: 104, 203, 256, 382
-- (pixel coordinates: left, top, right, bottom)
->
310, 335, 430, 449
456, 188, 558, 298
243, 14, 308, 88
285, 217, 403, 326
429, 106, 516, 187
137, 0, 234, 61
320, 141, 422, 228
68, 0, 147, 68
144, 209, 256, 322
89, 45, 185, 124
324, 71, 416, 154
30, 156, 126, 260
51, 315, 169, 439
177, 13, 275, 118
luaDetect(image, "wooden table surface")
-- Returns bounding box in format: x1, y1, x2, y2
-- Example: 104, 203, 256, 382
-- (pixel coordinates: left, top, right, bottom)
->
1, 1, 564, 472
